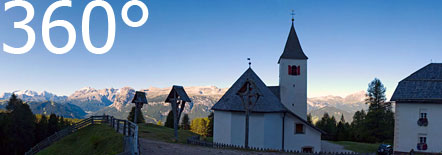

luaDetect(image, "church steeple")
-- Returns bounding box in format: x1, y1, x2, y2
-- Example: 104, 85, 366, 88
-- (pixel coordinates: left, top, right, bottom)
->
278, 13, 308, 119
278, 17, 308, 63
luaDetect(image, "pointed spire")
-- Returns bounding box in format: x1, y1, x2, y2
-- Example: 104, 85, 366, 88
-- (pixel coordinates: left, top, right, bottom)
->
291, 10, 295, 23
278, 12, 308, 63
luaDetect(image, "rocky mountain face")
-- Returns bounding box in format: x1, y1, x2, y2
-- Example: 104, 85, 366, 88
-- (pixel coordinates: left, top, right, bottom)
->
0, 87, 367, 124
28, 102, 86, 118
308, 91, 368, 123
0, 90, 67, 103
0, 99, 86, 118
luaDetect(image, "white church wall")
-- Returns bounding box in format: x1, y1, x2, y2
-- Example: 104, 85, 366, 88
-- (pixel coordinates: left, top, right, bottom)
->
249, 113, 265, 148
279, 58, 307, 120
394, 103, 442, 153
214, 112, 322, 151
214, 111, 232, 144
284, 114, 321, 152
264, 113, 283, 149
214, 111, 285, 149
230, 112, 245, 146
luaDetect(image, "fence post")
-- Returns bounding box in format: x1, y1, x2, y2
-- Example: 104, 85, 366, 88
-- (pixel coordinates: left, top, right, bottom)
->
117, 120, 120, 133
112, 117, 115, 127
91, 117, 94, 125
128, 123, 132, 136
134, 125, 139, 155
123, 121, 127, 136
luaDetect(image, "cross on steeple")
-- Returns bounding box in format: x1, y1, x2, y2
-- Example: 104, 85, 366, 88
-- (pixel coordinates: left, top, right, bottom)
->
291, 10, 295, 22
247, 58, 251, 68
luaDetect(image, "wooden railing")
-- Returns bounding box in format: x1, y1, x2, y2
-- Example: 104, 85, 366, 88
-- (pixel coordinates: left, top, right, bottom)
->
25, 115, 139, 155
109, 116, 139, 155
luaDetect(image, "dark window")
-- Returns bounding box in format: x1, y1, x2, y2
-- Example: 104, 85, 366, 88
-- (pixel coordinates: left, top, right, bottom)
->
288, 65, 292, 75
420, 113, 427, 118
297, 66, 300, 75
420, 137, 427, 144
302, 147, 313, 153
288, 65, 300, 76
295, 123, 304, 134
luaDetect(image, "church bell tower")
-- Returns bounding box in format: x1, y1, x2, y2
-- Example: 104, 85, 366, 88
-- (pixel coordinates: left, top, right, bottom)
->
278, 16, 308, 120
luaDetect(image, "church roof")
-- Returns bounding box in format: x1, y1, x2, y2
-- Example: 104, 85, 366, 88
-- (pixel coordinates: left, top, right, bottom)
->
278, 22, 308, 63
391, 63, 442, 103
211, 68, 325, 134
267, 86, 280, 100
211, 68, 287, 112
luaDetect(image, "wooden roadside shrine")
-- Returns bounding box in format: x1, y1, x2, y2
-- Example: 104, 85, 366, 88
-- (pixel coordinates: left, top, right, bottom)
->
236, 78, 261, 148
131, 91, 148, 124
165, 85, 192, 141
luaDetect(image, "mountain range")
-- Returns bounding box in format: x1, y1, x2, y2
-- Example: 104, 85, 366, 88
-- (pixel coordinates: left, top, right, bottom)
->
0, 86, 367, 123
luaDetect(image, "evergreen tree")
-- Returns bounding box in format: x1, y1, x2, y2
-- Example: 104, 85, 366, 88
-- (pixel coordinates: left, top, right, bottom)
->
58, 116, 66, 129
350, 110, 366, 142
207, 112, 214, 137
35, 115, 49, 144
340, 114, 345, 123
165, 110, 174, 128
180, 113, 190, 130
336, 114, 348, 141
6, 94, 36, 154
315, 113, 337, 140
127, 107, 145, 123
307, 113, 313, 124
48, 114, 59, 135
364, 78, 393, 143
0, 113, 12, 154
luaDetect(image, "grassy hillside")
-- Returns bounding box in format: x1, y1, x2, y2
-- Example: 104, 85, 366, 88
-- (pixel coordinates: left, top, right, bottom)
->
37, 124, 123, 155
138, 123, 198, 143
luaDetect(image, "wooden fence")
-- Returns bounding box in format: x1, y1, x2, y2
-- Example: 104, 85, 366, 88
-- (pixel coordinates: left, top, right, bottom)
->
25, 115, 139, 155
187, 136, 374, 155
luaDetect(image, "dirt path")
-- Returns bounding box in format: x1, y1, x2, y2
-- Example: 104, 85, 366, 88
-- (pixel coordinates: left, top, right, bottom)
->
139, 138, 291, 155
139, 138, 352, 155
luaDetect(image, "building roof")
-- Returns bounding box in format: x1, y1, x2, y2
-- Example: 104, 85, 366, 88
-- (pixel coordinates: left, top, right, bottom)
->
165, 85, 192, 103
131, 91, 148, 103
267, 86, 280, 100
391, 63, 442, 103
211, 68, 325, 134
212, 68, 287, 112
278, 22, 308, 63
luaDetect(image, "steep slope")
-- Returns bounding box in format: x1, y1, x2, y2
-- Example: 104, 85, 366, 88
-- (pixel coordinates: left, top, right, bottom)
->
29, 102, 87, 118
67, 87, 120, 112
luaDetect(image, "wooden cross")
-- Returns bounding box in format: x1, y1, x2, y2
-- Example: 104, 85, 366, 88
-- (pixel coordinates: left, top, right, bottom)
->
237, 79, 261, 148
291, 10, 295, 22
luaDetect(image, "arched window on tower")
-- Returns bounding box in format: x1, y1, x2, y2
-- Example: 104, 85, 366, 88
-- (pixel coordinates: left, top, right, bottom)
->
288, 65, 300, 76
297, 66, 301, 75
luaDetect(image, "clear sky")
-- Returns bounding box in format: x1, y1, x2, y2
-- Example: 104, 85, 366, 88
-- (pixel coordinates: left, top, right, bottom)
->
0, 0, 441, 99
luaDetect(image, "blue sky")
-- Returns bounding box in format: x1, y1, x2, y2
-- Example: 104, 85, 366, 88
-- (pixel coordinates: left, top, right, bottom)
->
0, 0, 441, 99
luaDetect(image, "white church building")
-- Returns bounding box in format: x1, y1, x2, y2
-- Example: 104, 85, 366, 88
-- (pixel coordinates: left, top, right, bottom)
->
211, 19, 324, 152
391, 63, 442, 154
